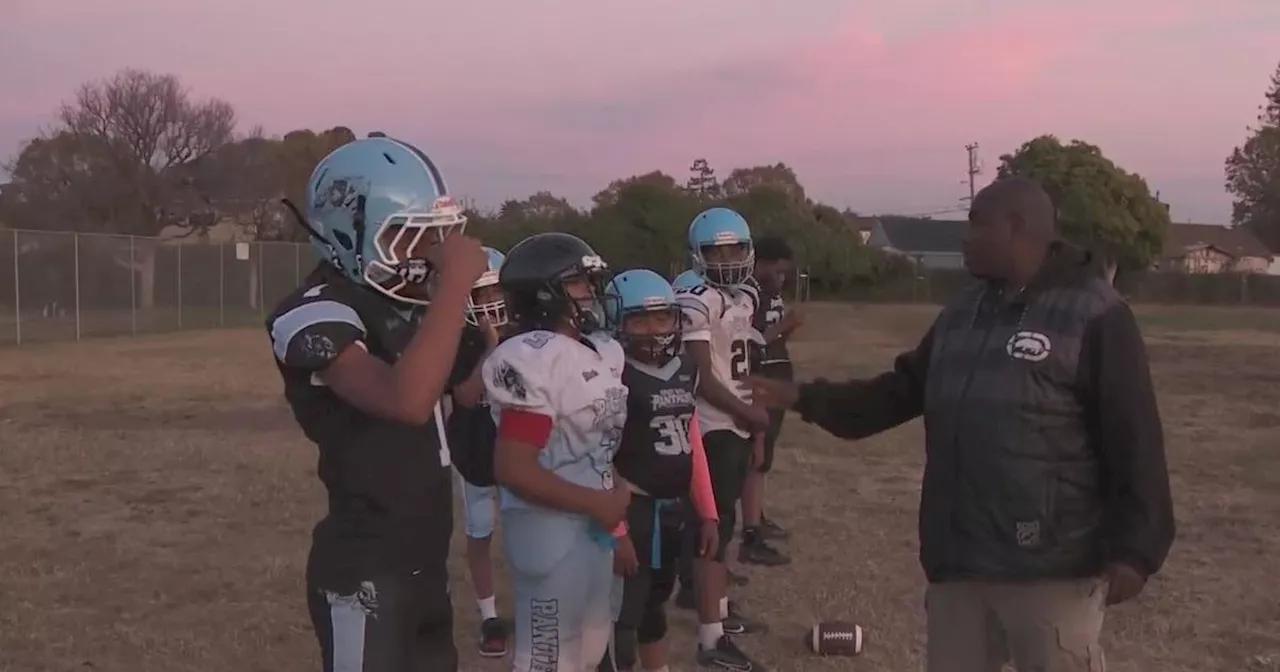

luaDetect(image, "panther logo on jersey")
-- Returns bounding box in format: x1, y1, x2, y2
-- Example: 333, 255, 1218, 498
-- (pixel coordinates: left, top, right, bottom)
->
492, 360, 527, 400
591, 387, 627, 428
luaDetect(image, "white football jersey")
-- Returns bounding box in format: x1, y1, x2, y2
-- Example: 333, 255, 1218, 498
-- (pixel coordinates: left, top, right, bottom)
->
483, 329, 628, 512
677, 282, 763, 438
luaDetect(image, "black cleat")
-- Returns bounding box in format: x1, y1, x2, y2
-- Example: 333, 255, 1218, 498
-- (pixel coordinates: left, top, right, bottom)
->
697, 635, 765, 671
722, 601, 768, 635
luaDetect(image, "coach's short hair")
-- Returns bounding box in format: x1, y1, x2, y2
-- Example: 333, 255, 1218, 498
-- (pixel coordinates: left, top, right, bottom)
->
755, 235, 793, 262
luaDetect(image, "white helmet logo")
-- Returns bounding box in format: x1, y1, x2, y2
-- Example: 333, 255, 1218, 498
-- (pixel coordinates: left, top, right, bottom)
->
1006, 331, 1051, 362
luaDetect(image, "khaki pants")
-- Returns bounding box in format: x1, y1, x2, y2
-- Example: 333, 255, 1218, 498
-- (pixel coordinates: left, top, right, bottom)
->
925, 579, 1107, 672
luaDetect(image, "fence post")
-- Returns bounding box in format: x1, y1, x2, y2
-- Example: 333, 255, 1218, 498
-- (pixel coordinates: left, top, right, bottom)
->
73, 232, 81, 341
257, 243, 264, 320
294, 243, 300, 286
218, 243, 225, 327
177, 243, 183, 330
129, 235, 137, 336
12, 229, 20, 346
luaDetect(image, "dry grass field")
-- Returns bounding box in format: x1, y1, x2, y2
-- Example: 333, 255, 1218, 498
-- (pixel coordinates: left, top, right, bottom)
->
1, 302, 1278, 672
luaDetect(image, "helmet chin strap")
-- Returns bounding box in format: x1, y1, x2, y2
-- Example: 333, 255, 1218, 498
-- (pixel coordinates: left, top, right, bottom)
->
281, 195, 368, 275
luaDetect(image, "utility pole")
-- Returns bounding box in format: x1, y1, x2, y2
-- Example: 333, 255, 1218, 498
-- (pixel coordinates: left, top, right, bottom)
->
965, 143, 982, 201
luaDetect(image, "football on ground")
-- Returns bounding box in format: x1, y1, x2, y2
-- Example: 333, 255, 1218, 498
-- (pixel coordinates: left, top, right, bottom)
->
808, 621, 864, 656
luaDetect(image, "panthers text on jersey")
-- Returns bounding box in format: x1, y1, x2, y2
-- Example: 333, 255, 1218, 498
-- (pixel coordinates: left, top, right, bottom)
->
266, 265, 452, 582
482, 329, 628, 512
615, 356, 700, 500
676, 281, 763, 438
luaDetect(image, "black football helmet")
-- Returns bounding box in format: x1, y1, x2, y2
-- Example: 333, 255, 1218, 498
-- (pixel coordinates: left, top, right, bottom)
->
499, 232, 614, 334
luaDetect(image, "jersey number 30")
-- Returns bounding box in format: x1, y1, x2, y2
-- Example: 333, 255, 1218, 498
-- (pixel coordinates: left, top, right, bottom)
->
651, 413, 694, 456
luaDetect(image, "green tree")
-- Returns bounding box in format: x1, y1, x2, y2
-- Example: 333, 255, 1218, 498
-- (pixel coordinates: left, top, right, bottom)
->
722, 163, 806, 202
1225, 61, 1280, 251
997, 135, 1169, 278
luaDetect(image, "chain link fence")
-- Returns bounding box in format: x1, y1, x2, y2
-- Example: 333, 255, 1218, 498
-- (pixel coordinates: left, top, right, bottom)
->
0, 229, 312, 345
5, 228, 1280, 346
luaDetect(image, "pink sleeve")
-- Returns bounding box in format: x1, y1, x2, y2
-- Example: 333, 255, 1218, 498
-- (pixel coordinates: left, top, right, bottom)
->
689, 413, 719, 521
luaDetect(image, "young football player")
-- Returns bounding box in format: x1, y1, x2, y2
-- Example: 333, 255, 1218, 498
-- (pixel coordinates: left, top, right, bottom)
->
676, 207, 770, 670
596, 269, 719, 672
447, 246, 512, 658
483, 232, 633, 672
738, 236, 801, 566
266, 135, 487, 672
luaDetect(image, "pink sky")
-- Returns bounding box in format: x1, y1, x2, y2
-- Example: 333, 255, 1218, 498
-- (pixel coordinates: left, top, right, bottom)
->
2, 0, 1277, 222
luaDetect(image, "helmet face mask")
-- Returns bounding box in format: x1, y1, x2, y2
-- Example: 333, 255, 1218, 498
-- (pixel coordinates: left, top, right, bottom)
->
550, 259, 614, 334
304, 137, 466, 306
605, 268, 681, 365
696, 241, 754, 286
363, 197, 467, 305
466, 247, 508, 327
618, 305, 681, 365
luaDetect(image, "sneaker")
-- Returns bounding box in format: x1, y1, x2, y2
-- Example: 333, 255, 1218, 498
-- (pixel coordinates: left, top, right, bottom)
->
723, 601, 768, 635
760, 516, 789, 541
477, 617, 509, 658
737, 539, 790, 567
697, 634, 765, 671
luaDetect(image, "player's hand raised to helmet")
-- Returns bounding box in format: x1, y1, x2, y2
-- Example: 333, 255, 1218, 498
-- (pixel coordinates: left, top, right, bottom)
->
428, 233, 488, 287
591, 479, 632, 530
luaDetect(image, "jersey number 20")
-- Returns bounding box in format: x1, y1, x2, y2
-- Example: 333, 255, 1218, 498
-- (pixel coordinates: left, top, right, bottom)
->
651, 413, 694, 456
730, 340, 750, 380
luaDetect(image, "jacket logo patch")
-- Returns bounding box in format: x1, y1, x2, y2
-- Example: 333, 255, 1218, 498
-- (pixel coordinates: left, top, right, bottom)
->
1006, 331, 1051, 362
1016, 520, 1041, 547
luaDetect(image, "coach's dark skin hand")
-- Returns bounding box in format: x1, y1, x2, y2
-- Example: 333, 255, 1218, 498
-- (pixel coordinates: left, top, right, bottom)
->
1101, 562, 1146, 605
745, 376, 799, 410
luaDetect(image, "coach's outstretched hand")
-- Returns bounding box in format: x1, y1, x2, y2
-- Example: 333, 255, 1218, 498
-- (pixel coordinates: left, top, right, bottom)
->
745, 376, 799, 410
590, 480, 632, 530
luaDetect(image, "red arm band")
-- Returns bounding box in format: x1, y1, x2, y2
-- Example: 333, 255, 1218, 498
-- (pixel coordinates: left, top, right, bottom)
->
612, 522, 628, 537
497, 408, 553, 450
689, 413, 718, 521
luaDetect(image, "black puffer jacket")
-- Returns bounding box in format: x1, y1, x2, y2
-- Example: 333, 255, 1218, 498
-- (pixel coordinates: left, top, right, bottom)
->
796, 243, 1175, 581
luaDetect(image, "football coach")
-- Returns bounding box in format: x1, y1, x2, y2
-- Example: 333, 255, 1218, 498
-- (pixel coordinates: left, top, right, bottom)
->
748, 177, 1175, 672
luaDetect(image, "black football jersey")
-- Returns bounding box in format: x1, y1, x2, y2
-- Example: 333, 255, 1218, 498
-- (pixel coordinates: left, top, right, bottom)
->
446, 327, 497, 487
615, 356, 699, 499
266, 264, 452, 577
752, 284, 790, 366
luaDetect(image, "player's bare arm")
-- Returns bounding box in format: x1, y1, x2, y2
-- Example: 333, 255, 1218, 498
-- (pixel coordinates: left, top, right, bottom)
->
686, 340, 766, 429
320, 235, 487, 424
494, 434, 630, 529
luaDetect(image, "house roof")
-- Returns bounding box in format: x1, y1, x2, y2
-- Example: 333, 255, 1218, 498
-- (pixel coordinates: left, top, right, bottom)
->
875, 216, 967, 254
1163, 223, 1272, 260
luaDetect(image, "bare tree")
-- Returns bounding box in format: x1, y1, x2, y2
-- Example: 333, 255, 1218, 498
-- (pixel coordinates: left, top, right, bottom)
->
59, 68, 236, 238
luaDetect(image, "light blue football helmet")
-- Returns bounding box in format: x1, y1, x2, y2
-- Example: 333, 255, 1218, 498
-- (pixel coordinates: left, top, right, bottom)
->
605, 268, 681, 363
305, 135, 466, 304
468, 247, 507, 327
687, 207, 754, 286
671, 269, 705, 292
